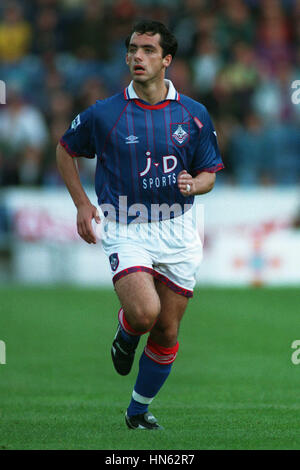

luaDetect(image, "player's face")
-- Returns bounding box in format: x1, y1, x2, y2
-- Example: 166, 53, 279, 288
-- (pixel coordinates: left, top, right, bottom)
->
126, 32, 172, 83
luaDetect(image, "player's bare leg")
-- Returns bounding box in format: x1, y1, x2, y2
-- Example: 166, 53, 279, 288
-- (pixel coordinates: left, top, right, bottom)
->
114, 272, 161, 333
111, 272, 161, 377
125, 279, 189, 430
150, 279, 188, 347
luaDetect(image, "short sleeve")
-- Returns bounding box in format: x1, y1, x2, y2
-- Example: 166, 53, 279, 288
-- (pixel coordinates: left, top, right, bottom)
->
60, 106, 95, 158
190, 107, 224, 175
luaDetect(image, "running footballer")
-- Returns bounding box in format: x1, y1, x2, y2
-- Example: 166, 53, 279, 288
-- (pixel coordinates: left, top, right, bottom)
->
57, 20, 224, 430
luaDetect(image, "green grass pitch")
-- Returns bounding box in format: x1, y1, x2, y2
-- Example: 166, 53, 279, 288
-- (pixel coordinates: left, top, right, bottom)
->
0, 286, 299, 450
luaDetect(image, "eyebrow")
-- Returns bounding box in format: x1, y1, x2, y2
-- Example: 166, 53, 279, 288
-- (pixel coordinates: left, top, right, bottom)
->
128, 43, 157, 50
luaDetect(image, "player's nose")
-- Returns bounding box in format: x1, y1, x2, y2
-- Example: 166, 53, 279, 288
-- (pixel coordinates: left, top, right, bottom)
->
133, 48, 143, 61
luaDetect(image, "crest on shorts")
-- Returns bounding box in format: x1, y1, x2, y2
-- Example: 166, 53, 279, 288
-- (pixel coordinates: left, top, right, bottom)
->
109, 253, 119, 272
170, 122, 190, 146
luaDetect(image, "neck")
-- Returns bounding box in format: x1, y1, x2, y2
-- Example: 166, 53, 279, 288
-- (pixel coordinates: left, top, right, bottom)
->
132, 78, 168, 105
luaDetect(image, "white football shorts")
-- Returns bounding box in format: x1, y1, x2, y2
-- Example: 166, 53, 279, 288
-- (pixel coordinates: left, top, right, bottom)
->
100, 208, 203, 298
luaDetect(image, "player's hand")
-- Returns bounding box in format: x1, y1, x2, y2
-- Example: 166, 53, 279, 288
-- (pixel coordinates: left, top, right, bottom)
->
77, 203, 101, 244
177, 170, 194, 197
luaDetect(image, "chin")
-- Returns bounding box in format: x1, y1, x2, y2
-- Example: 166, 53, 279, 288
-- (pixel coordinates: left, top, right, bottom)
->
133, 76, 148, 83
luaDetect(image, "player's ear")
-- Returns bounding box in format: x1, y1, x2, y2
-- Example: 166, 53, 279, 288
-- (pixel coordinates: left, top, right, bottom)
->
162, 54, 172, 69
125, 53, 129, 65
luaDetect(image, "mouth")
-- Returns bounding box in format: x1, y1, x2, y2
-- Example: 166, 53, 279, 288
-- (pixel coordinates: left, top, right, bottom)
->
133, 65, 146, 74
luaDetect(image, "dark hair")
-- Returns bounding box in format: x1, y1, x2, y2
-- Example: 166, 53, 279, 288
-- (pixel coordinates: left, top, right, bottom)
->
125, 20, 178, 58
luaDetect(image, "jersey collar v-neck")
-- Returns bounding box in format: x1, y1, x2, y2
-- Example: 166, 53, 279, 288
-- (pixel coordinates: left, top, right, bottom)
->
124, 79, 180, 109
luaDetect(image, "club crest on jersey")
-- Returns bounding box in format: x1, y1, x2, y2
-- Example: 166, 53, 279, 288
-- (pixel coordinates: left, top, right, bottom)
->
109, 253, 119, 272
170, 123, 190, 146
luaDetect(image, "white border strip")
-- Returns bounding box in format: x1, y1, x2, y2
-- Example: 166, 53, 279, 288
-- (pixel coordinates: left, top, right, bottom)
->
132, 390, 154, 404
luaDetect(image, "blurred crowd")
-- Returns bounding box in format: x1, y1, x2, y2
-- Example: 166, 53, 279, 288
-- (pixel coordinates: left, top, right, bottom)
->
0, 0, 300, 187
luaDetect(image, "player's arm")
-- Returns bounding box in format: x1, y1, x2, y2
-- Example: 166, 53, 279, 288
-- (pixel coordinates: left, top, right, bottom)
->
180, 105, 223, 197
56, 143, 100, 244
177, 169, 216, 197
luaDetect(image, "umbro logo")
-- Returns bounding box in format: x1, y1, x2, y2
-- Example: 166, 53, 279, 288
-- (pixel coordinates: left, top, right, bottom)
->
125, 135, 139, 144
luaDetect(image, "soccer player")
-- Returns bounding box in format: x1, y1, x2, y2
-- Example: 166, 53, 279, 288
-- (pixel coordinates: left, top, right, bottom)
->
57, 20, 224, 430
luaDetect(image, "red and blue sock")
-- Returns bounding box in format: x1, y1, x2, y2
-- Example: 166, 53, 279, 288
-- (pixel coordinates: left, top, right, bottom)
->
118, 308, 141, 346
127, 338, 179, 417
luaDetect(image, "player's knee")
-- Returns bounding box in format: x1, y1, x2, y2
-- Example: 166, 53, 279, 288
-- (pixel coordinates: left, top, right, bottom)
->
152, 323, 178, 346
162, 329, 178, 346
129, 301, 160, 333
132, 316, 154, 333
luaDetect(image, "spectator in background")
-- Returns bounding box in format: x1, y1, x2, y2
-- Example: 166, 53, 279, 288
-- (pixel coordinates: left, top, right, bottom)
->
210, 46, 257, 121
228, 111, 300, 185
215, 0, 254, 60
216, 42, 259, 120
47, 89, 73, 123
193, 8, 218, 50
42, 119, 68, 186
0, 2, 32, 63
263, 122, 300, 184
167, 58, 195, 97
252, 59, 298, 123
67, 0, 111, 61
192, 36, 223, 96
25, 50, 67, 112
172, 0, 204, 58
31, 6, 65, 55
75, 77, 109, 111
0, 0, 299, 187
73, 77, 109, 184
256, 0, 293, 77
112, 0, 138, 24
227, 113, 269, 185
0, 85, 48, 185
294, 0, 300, 46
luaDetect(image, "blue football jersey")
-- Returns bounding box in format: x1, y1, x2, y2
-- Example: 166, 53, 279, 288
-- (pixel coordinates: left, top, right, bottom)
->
60, 80, 224, 223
